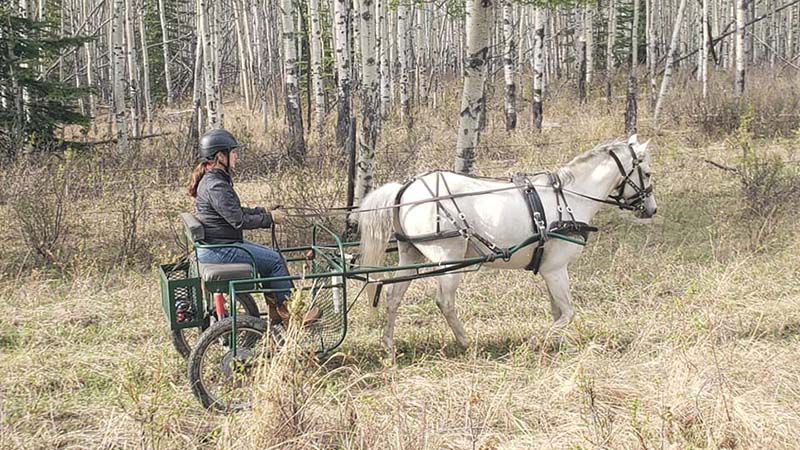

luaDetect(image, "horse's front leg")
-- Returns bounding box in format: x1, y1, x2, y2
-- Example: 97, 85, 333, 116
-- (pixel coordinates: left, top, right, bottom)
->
540, 267, 574, 328
435, 272, 469, 348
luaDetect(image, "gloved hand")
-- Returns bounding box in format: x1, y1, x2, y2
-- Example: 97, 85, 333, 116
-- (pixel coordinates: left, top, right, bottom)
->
270, 208, 287, 225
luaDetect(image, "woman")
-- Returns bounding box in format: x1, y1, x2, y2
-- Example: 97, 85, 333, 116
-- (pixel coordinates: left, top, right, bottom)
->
187, 128, 317, 326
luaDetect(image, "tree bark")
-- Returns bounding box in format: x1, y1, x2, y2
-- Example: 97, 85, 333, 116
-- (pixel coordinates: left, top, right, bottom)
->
454, 0, 492, 174
734, 0, 746, 97
502, 0, 516, 130
113, 0, 129, 152
138, 8, 153, 134
397, 0, 412, 128
308, 0, 326, 125
199, 0, 221, 128
624, 0, 639, 136
532, 7, 544, 130
605, 0, 617, 103
653, 0, 688, 128
354, 0, 379, 205
157, 0, 173, 105
702, 0, 709, 99
124, 0, 140, 137
334, 0, 352, 147
281, 0, 307, 162
378, 0, 390, 117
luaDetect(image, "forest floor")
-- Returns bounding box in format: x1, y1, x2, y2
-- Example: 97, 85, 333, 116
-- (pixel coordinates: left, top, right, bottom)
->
1, 74, 800, 449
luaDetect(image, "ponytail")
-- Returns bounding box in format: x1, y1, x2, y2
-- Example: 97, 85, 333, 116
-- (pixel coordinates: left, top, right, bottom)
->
187, 162, 207, 197
187, 152, 229, 197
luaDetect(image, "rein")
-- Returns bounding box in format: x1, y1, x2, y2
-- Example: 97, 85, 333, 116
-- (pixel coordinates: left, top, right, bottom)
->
284, 145, 652, 219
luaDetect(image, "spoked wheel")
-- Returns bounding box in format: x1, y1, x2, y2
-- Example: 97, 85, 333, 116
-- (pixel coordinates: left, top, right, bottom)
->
170, 293, 260, 359
187, 315, 278, 412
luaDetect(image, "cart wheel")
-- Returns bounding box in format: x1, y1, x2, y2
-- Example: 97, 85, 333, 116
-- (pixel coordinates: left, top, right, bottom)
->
187, 315, 275, 412
170, 293, 259, 359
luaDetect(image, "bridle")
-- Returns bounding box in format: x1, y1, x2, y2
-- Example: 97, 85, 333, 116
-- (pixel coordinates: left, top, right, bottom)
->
561, 144, 653, 212
607, 144, 653, 212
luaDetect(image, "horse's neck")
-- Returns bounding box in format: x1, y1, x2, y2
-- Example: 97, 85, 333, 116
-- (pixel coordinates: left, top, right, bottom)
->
565, 156, 623, 219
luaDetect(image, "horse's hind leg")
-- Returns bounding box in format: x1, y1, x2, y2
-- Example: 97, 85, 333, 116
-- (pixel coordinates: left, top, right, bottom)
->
435, 272, 468, 348
382, 242, 424, 352
540, 267, 574, 328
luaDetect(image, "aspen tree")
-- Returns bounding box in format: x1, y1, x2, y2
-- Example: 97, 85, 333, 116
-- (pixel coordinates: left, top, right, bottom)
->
605, 0, 617, 103
502, 0, 517, 130
735, 0, 745, 97
397, 0, 412, 127
157, 0, 173, 105
354, 0, 379, 204
112, 0, 129, 152
308, 0, 326, 124
280, 0, 307, 161
625, 0, 639, 136
454, 0, 492, 174
653, 0, 688, 128
199, 0, 221, 128
532, 7, 544, 130
138, 9, 153, 134
333, 0, 351, 146
378, 0, 391, 117
124, 0, 140, 136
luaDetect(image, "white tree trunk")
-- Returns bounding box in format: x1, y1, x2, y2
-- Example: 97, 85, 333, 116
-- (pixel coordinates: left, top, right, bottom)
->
585, 5, 594, 84
653, 0, 688, 128
355, 0, 379, 205
605, 0, 617, 102
308, 0, 326, 124
397, 0, 412, 127
124, 0, 140, 137
252, 0, 269, 130
112, 0, 129, 152
157, 0, 173, 105
734, 0, 746, 97
532, 7, 544, 130
199, 0, 221, 128
702, 0, 709, 99
233, 2, 251, 110
138, 9, 153, 134
281, 0, 306, 161
624, 0, 640, 136
378, 0, 391, 117
454, 0, 492, 174
333, 0, 351, 146
502, 0, 516, 130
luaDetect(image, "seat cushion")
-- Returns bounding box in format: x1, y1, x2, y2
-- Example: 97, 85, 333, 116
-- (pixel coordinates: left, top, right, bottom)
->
198, 263, 254, 282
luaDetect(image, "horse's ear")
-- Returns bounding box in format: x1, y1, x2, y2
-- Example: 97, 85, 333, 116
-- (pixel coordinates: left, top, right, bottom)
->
638, 139, 651, 155
627, 134, 639, 145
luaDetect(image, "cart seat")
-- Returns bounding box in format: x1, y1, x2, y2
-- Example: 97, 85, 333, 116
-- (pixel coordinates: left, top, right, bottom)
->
198, 263, 254, 282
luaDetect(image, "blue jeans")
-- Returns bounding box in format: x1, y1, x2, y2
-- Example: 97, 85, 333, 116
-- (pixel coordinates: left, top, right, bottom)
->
197, 241, 292, 305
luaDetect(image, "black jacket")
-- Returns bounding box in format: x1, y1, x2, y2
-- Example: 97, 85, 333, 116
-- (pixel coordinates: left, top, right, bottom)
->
195, 168, 272, 244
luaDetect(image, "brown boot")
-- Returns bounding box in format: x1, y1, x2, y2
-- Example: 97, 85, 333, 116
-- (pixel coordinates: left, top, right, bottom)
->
273, 303, 321, 328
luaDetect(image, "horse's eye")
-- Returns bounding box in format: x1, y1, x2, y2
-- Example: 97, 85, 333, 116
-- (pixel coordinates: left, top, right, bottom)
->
644, 172, 652, 178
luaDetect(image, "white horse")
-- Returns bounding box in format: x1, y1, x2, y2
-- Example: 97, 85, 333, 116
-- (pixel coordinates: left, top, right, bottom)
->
358, 135, 657, 351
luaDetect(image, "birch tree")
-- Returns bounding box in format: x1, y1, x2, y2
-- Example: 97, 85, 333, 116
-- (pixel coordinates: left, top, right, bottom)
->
333, 0, 351, 146
653, 0, 688, 128
354, 0, 379, 205
397, 0, 412, 127
157, 0, 173, 105
308, 0, 326, 125
702, 0, 709, 99
281, 0, 306, 161
112, 0, 129, 152
502, 0, 517, 130
532, 7, 544, 130
455, 0, 492, 174
124, 0, 140, 136
735, 0, 746, 97
624, 0, 640, 136
605, 0, 617, 102
378, 0, 390, 117
138, 9, 153, 133
199, 0, 221, 128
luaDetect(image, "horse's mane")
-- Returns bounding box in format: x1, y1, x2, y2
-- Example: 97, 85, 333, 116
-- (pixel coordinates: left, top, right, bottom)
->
557, 139, 627, 186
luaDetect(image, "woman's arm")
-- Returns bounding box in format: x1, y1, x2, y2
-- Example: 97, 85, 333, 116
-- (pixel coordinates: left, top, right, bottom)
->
208, 182, 273, 230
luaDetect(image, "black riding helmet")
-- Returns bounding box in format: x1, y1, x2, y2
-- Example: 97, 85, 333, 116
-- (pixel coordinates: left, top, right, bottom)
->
198, 129, 240, 161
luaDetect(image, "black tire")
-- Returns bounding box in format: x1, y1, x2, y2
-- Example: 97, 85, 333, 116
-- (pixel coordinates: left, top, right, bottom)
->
187, 315, 273, 412
170, 293, 260, 359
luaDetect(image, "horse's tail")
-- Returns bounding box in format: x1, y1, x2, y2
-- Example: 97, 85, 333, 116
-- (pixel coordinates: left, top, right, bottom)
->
358, 182, 403, 302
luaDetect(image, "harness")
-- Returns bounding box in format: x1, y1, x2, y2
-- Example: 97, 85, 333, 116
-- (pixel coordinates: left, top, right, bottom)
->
389, 144, 652, 274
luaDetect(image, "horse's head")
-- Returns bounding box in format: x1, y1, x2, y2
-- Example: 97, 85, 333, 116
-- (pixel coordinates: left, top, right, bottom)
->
610, 135, 657, 219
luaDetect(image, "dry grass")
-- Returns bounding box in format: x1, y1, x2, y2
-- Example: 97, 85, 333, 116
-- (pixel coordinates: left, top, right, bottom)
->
1, 71, 800, 449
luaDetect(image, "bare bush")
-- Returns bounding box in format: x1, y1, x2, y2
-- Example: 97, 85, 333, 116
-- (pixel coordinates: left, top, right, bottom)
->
7, 157, 74, 267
